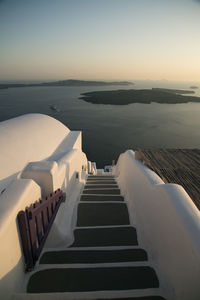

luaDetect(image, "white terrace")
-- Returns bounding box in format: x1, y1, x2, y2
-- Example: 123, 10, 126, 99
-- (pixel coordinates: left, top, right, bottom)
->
0, 114, 200, 300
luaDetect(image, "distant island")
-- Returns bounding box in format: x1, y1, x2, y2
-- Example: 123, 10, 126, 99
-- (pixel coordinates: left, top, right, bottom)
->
190, 86, 199, 89
80, 88, 200, 105
0, 79, 133, 89
152, 88, 195, 94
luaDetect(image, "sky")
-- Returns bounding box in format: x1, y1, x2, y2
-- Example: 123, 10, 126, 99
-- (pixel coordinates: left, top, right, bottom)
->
0, 0, 200, 82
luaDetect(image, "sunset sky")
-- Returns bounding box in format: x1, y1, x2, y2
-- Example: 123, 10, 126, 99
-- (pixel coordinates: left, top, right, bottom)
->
1, 0, 200, 82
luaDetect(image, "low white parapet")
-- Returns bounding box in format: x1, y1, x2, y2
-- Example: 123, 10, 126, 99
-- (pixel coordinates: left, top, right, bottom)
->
114, 150, 200, 300
91, 162, 97, 175
21, 161, 62, 198
88, 161, 92, 174
44, 149, 88, 246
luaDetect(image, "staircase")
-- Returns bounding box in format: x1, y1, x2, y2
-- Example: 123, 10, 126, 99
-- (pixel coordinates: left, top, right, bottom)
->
26, 175, 166, 299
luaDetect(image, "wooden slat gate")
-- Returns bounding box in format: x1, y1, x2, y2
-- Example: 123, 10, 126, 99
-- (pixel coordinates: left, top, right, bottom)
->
17, 189, 65, 271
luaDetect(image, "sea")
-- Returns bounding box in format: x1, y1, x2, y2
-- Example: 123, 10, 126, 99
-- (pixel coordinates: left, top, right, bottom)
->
0, 80, 200, 168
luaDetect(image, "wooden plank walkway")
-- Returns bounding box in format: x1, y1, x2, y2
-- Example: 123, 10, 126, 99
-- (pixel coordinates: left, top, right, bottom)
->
136, 149, 200, 209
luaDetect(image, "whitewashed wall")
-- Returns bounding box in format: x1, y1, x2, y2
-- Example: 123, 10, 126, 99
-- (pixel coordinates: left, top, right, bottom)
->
0, 179, 41, 299
0, 114, 71, 192
45, 149, 88, 248
114, 150, 200, 300
0, 114, 88, 299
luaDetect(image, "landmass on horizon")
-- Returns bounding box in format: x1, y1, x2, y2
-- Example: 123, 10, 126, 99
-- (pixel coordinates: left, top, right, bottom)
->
80, 88, 200, 105
0, 79, 133, 89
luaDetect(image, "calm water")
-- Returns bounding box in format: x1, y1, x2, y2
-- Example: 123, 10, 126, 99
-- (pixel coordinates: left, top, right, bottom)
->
0, 81, 200, 167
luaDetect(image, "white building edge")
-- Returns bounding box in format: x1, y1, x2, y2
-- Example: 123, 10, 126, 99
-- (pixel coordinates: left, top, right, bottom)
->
0, 113, 199, 300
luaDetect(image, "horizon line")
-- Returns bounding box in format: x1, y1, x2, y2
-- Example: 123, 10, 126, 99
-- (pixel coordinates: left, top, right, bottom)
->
0, 78, 199, 84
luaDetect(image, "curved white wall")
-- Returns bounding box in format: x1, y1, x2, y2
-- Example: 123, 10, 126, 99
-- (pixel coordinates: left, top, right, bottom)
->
0, 114, 88, 299
0, 179, 41, 299
115, 150, 200, 300
0, 114, 70, 184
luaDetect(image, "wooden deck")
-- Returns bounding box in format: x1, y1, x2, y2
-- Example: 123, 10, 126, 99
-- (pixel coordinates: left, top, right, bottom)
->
136, 149, 200, 209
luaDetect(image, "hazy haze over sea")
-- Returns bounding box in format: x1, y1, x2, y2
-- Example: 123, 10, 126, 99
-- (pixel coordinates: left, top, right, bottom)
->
0, 80, 200, 168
